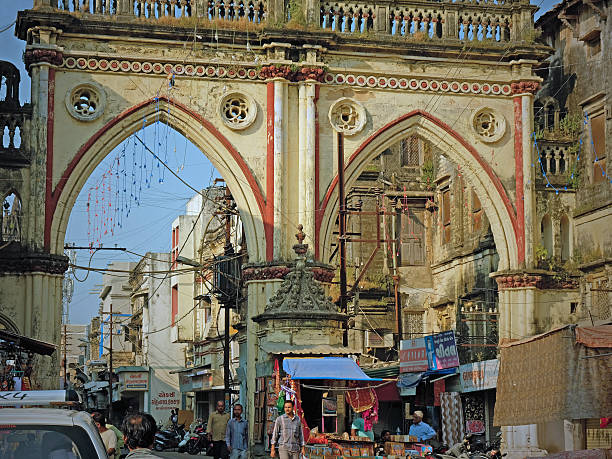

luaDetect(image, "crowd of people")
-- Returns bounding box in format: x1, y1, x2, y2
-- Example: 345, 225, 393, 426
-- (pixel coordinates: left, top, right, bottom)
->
88, 401, 436, 458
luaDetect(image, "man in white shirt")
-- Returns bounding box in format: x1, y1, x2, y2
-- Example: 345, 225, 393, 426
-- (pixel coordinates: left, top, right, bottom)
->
92, 411, 118, 458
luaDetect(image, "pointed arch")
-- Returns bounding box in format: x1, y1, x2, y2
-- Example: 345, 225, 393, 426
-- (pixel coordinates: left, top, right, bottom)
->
46, 96, 267, 261
317, 109, 520, 270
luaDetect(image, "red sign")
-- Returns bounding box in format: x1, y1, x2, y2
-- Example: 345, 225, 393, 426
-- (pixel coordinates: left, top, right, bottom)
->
399, 338, 428, 373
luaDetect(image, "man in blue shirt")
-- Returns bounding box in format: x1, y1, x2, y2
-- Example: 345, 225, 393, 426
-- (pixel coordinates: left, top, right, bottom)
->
226, 403, 248, 459
408, 410, 436, 442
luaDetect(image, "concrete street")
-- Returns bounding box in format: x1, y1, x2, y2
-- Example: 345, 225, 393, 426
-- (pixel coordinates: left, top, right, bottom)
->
156, 452, 211, 458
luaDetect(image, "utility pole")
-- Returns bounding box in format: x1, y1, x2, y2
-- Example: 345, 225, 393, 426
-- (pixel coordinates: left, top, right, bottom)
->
108, 303, 113, 423
63, 323, 67, 389
223, 186, 233, 409
337, 132, 348, 347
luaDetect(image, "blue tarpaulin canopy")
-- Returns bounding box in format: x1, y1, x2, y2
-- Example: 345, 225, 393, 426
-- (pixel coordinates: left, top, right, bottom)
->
397, 368, 457, 388
283, 357, 382, 381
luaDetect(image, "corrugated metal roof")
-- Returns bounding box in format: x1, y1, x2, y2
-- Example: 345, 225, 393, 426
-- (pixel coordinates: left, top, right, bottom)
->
363, 365, 400, 379
261, 342, 360, 355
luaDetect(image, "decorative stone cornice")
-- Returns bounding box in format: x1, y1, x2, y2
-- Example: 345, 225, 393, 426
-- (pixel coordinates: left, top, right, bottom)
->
243, 265, 291, 281
24, 49, 63, 70
242, 262, 334, 283
57, 56, 516, 97
259, 65, 326, 82
494, 270, 578, 290
0, 247, 68, 275
510, 80, 540, 95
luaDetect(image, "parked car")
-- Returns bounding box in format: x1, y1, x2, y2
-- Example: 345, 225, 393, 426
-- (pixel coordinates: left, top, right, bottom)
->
0, 390, 108, 458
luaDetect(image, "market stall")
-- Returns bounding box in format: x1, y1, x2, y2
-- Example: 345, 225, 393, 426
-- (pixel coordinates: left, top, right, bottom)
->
0, 329, 55, 391
259, 356, 432, 458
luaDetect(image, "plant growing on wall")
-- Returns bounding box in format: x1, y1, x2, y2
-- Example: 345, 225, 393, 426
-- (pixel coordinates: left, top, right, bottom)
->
420, 160, 435, 190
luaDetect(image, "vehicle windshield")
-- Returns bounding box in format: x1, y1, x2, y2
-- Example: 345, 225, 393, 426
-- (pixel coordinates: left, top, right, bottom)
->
0, 425, 96, 459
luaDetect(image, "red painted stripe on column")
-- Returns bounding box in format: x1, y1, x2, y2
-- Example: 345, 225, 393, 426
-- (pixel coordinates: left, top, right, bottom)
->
44, 68, 56, 250
513, 97, 525, 265
265, 82, 275, 261
314, 84, 321, 260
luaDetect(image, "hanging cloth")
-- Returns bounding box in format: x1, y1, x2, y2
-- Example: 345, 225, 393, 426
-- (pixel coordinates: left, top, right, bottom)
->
439, 392, 465, 445
274, 359, 281, 394
362, 390, 379, 431
345, 387, 376, 413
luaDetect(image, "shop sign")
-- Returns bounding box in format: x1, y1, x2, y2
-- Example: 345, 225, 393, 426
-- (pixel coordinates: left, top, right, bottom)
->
425, 331, 460, 370
399, 338, 428, 373
122, 372, 149, 391
459, 359, 499, 392
151, 390, 180, 411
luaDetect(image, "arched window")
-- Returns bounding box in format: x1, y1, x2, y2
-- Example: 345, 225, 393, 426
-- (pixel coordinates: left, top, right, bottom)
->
560, 214, 570, 262
0, 313, 19, 333
541, 214, 553, 258
1, 192, 21, 243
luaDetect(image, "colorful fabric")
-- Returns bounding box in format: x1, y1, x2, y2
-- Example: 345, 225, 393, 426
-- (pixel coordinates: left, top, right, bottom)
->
440, 392, 465, 445
345, 387, 375, 413
362, 390, 378, 432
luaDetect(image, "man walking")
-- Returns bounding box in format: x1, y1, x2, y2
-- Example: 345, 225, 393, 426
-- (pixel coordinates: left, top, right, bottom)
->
92, 412, 117, 458
271, 400, 306, 459
226, 403, 248, 459
208, 400, 230, 459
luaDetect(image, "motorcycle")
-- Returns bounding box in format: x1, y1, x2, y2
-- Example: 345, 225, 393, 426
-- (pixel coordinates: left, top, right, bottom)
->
154, 422, 186, 452
185, 424, 211, 455
432, 433, 481, 459
178, 420, 208, 454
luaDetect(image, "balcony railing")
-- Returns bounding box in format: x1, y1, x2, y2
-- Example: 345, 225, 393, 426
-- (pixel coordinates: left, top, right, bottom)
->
36, 0, 266, 23
33, 0, 533, 43
536, 139, 577, 188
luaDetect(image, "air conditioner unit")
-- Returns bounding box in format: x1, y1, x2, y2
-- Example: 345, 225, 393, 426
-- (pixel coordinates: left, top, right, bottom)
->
366, 331, 394, 348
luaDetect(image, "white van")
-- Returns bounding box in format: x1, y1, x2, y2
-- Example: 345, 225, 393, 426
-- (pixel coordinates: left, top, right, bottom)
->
0, 391, 108, 458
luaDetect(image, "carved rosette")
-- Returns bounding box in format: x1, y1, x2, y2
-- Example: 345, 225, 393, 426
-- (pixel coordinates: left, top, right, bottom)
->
510, 81, 540, 95
24, 49, 64, 70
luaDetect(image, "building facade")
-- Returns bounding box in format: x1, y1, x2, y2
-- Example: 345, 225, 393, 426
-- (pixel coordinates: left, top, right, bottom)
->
0, 0, 609, 455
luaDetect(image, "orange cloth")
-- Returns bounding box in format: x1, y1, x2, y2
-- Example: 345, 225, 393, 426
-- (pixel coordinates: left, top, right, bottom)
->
575, 325, 612, 348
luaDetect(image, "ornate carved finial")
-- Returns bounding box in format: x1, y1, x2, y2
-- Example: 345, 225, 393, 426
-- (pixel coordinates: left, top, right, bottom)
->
293, 224, 308, 256
296, 225, 305, 244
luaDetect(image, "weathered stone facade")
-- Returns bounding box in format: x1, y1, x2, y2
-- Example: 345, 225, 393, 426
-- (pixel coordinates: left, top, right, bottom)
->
0, 0, 608, 454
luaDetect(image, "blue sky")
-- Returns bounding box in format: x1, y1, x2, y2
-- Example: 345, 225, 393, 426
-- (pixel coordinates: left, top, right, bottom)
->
1, 0, 558, 325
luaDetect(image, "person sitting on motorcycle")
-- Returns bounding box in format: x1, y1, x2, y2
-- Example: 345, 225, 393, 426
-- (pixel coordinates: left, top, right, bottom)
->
408, 411, 436, 442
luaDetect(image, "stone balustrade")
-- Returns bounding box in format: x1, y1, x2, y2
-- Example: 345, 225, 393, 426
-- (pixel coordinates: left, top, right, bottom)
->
535, 139, 576, 188
320, 0, 518, 41
33, 0, 535, 43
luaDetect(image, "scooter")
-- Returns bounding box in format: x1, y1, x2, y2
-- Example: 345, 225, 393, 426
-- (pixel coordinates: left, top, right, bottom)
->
154, 422, 186, 452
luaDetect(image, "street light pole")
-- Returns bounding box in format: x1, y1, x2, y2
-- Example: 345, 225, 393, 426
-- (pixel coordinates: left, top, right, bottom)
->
108, 303, 113, 423
223, 186, 233, 409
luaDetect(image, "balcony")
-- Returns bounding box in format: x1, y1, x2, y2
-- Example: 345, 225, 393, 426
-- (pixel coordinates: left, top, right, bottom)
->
31, 0, 536, 45
0, 62, 31, 168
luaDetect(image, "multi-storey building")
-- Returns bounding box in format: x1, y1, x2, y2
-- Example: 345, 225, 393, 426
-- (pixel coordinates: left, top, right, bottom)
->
125, 252, 186, 424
